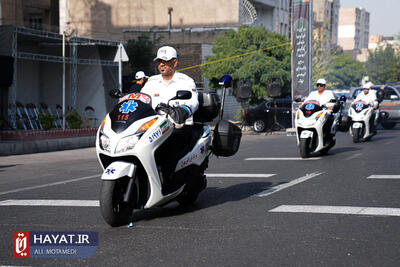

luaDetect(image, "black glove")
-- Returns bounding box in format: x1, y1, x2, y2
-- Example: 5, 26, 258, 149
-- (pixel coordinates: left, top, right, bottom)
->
156, 104, 190, 124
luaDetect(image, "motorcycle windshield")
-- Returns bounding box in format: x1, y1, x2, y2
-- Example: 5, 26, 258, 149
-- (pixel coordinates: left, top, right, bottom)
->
300, 101, 323, 118
109, 93, 157, 133
353, 101, 369, 113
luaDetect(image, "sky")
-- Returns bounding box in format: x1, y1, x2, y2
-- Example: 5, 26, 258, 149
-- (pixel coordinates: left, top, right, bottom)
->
341, 0, 400, 37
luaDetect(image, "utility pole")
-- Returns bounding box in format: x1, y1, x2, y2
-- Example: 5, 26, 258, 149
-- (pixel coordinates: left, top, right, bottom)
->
62, 30, 66, 130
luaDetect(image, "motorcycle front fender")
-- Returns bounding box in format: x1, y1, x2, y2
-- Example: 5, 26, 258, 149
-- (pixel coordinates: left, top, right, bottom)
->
352, 122, 362, 128
300, 130, 313, 139
101, 161, 136, 180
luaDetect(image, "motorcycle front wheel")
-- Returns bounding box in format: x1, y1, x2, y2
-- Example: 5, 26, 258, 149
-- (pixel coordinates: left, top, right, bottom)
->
352, 127, 360, 143
100, 177, 135, 227
299, 138, 310, 158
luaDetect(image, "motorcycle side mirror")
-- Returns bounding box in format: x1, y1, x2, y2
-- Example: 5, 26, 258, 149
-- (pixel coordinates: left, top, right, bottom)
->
170, 90, 192, 101
294, 98, 302, 102
109, 89, 122, 98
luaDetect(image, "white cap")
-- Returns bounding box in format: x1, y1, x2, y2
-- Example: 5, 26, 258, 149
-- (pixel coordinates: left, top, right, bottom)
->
363, 82, 374, 89
135, 71, 148, 80
316, 78, 326, 85
154, 46, 177, 61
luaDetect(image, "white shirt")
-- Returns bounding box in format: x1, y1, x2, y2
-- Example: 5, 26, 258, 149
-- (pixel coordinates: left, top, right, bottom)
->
141, 71, 199, 125
303, 90, 336, 107
354, 90, 378, 106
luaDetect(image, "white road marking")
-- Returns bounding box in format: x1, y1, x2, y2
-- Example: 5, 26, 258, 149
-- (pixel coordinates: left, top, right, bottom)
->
367, 175, 400, 179
345, 153, 362, 160
269, 205, 400, 217
206, 173, 276, 178
246, 157, 321, 161
0, 199, 99, 207
0, 174, 99, 196
383, 141, 395, 145
257, 172, 323, 197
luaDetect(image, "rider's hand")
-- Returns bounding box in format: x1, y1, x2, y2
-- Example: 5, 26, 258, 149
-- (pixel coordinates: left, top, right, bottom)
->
156, 104, 190, 124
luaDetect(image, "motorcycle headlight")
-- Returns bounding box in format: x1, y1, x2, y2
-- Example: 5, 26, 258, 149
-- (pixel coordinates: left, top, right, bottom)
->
115, 133, 142, 154
99, 132, 111, 153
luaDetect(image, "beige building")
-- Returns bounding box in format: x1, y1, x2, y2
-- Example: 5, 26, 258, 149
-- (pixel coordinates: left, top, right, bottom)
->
313, 0, 340, 46
60, 0, 291, 41
338, 7, 370, 50
0, 0, 59, 31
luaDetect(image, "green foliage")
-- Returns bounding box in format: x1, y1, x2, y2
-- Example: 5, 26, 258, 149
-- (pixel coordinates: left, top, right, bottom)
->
66, 110, 82, 129
38, 113, 55, 130
202, 26, 291, 101
366, 45, 400, 84
326, 53, 365, 88
126, 35, 158, 76
313, 30, 365, 88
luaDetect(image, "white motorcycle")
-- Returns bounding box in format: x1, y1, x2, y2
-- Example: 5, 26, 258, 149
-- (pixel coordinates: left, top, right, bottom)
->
295, 99, 342, 158
96, 75, 242, 227
348, 100, 376, 143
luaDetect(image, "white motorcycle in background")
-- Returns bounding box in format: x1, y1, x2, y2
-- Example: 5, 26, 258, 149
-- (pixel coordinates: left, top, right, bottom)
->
295, 98, 343, 158
97, 75, 242, 227
348, 100, 376, 143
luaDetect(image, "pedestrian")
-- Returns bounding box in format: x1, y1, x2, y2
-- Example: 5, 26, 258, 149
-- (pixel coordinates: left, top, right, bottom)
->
127, 71, 148, 94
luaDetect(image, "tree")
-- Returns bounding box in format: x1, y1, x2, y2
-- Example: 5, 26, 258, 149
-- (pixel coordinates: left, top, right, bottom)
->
126, 35, 158, 76
366, 45, 400, 84
201, 26, 291, 101
326, 53, 365, 88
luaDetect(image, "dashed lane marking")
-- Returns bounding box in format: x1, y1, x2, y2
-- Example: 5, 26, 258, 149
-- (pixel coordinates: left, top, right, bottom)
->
246, 157, 321, 161
0, 199, 99, 207
0, 174, 99, 196
269, 205, 400, 217
257, 172, 324, 197
206, 173, 276, 178
367, 175, 400, 179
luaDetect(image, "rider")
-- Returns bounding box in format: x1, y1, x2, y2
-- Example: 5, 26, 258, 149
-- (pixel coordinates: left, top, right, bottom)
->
141, 46, 199, 188
303, 78, 337, 140
351, 82, 378, 133
303, 78, 336, 109
352, 82, 378, 108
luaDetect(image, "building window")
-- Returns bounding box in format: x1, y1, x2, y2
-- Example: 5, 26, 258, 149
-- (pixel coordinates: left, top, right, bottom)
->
29, 14, 43, 30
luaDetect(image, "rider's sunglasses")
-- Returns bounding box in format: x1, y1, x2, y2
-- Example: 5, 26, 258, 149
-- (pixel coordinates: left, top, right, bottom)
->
316, 83, 325, 87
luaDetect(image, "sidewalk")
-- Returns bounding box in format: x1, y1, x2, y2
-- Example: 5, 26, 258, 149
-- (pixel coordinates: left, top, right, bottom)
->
0, 129, 97, 156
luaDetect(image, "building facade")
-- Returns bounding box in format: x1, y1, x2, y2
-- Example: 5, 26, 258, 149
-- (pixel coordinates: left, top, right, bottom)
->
338, 7, 370, 51
0, 0, 59, 32
313, 0, 340, 46
60, 0, 291, 41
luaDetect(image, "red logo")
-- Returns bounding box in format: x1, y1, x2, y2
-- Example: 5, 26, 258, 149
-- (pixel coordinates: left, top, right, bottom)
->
13, 231, 29, 258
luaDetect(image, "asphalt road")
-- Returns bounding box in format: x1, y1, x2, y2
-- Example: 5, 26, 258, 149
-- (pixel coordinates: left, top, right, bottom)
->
1, 126, 400, 266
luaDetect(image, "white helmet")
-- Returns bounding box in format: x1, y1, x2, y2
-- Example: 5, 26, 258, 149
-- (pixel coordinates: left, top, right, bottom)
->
363, 82, 374, 89
316, 78, 326, 85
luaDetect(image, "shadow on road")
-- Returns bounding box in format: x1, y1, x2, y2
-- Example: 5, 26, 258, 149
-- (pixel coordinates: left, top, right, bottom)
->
329, 146, 362, 154
0, 165, 17, 172
131, 181, 273, 222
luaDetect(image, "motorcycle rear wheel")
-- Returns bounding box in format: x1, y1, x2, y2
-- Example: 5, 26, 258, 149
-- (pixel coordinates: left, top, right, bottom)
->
177, 175, 207, 206
299, 138, 310, 158
100, 178, 135, 227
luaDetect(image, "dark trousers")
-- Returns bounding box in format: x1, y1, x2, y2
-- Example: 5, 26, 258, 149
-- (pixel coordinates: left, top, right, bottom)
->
158, 126, 193, 182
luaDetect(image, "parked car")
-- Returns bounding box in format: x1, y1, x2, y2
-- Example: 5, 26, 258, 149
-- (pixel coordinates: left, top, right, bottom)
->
244, 98, 292, 132
347, 85, 400, 129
